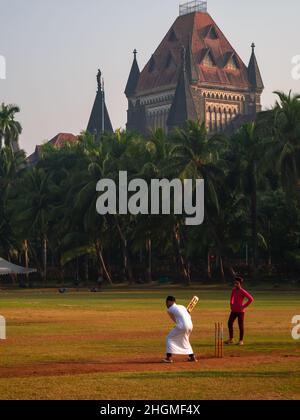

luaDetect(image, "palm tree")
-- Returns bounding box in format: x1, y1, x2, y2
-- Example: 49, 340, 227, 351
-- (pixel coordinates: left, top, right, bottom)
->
167, 121, 226, 282
0, 147, 26, 259
270, 91, 300, 201
228, 123, 264, 269
12, 167, 60, 282
0, 103, 22, 152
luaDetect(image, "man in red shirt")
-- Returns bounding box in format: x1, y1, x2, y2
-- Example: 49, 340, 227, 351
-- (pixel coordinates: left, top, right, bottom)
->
225, 277, 254, 346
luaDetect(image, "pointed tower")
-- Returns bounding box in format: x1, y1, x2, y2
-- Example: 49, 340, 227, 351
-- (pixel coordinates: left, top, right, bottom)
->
125, 50, 146, 132
167, 48, 198, 131
87, 69, 113, 136
125, 49, 140, 98
247, 43, 264, 114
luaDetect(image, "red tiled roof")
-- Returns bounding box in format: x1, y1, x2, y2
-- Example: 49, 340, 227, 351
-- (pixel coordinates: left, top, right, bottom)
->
49, 133, 78, 148
27, 133, 78, 165
136, 12, 250, 94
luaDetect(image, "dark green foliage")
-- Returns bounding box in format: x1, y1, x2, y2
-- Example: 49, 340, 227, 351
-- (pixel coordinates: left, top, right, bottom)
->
1, 92, 300, 284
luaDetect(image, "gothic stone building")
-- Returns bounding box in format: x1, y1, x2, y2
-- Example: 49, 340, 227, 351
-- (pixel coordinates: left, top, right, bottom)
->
125, 2, 264, 135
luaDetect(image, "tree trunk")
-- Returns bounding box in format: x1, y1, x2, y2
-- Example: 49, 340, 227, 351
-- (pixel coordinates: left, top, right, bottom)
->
95, 240, 113, 285
84, 255, 89, 284
59, 259, 65, 286
220, 256, 225, 280
24, 240, 29, 286
115, 220, 134, 284
207, 252, 212, 279
28, 241, 43, 278
147, 237, 152, 283
251, 163, 258, 271
43, 236, 47, 284
268, 220, 272, 267
245, 243, 249, 265
174, 224, 191, 285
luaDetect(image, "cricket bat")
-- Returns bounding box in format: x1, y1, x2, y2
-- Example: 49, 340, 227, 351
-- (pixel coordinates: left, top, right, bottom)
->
187, 296, 199, 314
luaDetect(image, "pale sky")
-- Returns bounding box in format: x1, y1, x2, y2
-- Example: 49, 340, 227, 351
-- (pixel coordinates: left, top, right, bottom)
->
0, 0, 300, 154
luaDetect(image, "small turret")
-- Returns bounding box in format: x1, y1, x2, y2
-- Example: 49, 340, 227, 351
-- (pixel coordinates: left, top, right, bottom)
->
125, 49, 140, 98
248, 43, 264, 91
167, 47, 198, 131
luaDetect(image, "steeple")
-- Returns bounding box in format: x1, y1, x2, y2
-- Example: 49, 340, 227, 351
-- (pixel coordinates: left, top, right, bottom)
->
167, 47, 198, 131
125, 49, 140, 98
248, 43, 264, 91
87, 69, 113, 136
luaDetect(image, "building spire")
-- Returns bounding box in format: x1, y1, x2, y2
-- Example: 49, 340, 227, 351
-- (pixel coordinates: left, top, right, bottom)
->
125, 49, 141, 98
248, 42, 264, 91
87, 68, 113, 136
167, 48, 198, 131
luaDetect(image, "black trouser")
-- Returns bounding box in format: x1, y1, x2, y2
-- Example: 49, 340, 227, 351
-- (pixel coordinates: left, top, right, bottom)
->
228, 312, 245, 341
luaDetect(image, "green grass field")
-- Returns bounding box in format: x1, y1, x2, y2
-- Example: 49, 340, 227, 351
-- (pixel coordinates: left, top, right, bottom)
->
0, 287, 299, 400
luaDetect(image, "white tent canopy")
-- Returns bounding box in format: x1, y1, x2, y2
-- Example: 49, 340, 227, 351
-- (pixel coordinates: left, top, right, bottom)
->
0, 258, 37, 276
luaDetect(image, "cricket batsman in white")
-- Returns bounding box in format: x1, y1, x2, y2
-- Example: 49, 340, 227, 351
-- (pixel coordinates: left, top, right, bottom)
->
163, 296, 198, 364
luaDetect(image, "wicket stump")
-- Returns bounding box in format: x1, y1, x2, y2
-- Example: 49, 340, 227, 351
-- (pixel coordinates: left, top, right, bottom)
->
215, 322, 224, 358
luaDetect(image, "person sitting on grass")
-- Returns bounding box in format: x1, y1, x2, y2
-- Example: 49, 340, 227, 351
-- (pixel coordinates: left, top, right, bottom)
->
163, 296, 197, 364
225, 277, 254, 346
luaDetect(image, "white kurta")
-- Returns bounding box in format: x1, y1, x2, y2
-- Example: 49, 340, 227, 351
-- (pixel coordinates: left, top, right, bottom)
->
166, 304, 194, 355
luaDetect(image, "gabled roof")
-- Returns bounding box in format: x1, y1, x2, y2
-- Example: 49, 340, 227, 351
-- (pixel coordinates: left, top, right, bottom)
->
125, 50, 140, 97
27, 133, 78, 165
167, 55, 198, 130
248, 43, 264, 91
87, 70, 113, 135
48, 133, 78, 148
136, 11, 252, 94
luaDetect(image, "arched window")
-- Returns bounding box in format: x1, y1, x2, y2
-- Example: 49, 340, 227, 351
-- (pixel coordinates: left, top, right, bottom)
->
222, 111, 226, 127
211, 108, 217, 131
206, 108, 211, 131
217, 109, 221, 129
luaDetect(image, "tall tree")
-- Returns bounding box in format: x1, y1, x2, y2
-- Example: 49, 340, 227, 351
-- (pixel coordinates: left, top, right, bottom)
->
0, 103, 22, 151
167, 121, 226, 281
271, 91, 300, 201
228, 123, 263, 269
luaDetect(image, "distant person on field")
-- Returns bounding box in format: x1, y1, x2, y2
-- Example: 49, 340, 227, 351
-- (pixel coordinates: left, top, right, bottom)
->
163, 296, 197, 364
225, 277, 254, 346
